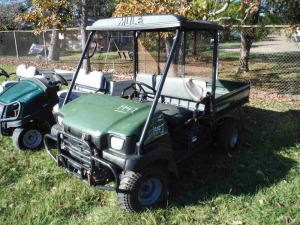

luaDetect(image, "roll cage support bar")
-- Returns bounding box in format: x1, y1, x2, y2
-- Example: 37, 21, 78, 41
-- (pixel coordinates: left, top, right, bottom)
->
63, 31, 95, 106
136, 29, 219, 155
62, 28, 219, 156
136, 29, 181, 154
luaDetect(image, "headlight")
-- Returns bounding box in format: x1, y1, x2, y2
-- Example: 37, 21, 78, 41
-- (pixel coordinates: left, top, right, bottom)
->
7, 103, 19, 118
110, 136, 125, 150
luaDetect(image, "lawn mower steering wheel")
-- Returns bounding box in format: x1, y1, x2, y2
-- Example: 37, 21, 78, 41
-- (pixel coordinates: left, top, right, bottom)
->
121, 81, 156, 101
0, 68, 10, 79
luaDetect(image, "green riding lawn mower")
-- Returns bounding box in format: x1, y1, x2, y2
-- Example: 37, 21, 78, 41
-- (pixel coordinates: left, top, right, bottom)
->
0, 64, 113, 150
44, 15, 250, 213
0, 65, 72, 150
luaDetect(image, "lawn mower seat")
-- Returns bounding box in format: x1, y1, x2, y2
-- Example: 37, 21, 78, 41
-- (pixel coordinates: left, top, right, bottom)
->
1, 64, 38, 90
16, 65, 73, 84
136, 73, 207, 128
17, 64, 39, 78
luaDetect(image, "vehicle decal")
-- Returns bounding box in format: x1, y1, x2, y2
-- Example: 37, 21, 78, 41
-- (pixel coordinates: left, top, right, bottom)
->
153, 124, 164, 136
24, 92, 34, 99
144, 112, 168, 145
114, 104, 139, 114
118, 16, 143, 26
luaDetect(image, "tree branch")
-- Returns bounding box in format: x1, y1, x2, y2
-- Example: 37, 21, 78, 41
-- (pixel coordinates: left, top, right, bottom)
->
211, 17, 244, 23
211, 9, 250, 24
207, 0, 233, 18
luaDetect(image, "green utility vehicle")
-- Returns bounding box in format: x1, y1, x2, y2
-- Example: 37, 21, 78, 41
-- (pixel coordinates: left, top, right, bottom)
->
45, 15, 250, 212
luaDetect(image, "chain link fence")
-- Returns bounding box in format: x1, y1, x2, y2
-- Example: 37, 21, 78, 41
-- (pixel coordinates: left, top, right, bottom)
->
0, 26, 299, 95
218, 26, 300, 95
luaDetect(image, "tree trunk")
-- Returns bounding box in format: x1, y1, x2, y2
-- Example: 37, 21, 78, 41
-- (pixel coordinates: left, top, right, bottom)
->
81, 0, 91, 72
48, 29, 60, 61
165, 35, 183, 77
192, 31, 197, 56
238, 30, 254, 73
238, 9, 259, 73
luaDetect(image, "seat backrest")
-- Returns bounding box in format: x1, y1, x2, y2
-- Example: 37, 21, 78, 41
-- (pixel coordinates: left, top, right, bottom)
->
75, 70, 110, 92
53, 69, 74, 81
16, 64, 38, 78
136, 73, 207, 102
136, 73, 157, 93
156, 76, 207, 102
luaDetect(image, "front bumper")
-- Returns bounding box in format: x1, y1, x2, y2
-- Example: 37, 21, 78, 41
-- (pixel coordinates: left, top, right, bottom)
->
0, 101, 21, 135
44, 131, 120, 191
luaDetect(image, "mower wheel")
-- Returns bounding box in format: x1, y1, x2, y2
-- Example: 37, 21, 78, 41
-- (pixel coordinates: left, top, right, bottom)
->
215, 119, 240, 153
116, 167, 168, 213
13, 127, 44, 151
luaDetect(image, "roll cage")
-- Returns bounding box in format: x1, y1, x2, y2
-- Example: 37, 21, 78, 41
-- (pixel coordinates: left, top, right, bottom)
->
63, 15, 221, 155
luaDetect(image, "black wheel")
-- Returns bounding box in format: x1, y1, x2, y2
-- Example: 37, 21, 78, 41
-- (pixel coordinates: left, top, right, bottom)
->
116, 167, 168, 213
215, 119, 240, 152
12, 127, 44, 151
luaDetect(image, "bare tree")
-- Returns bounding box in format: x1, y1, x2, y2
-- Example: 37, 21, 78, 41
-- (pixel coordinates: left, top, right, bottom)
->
81, 0, 91, 72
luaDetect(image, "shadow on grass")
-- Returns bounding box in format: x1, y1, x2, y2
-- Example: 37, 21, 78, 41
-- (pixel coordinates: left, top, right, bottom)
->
169, 106, 299, 207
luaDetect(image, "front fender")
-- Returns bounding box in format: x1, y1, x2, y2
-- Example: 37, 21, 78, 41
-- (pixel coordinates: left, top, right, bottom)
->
125, 135, 177, 175
124, 148, 177, 175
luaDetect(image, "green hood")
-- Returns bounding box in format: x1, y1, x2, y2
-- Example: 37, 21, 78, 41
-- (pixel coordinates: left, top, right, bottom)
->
59, 93, 168, 143
0, 80, 44, 104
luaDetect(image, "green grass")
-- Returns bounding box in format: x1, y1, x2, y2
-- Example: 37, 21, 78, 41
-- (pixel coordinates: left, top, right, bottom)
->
0, 61, 299, 224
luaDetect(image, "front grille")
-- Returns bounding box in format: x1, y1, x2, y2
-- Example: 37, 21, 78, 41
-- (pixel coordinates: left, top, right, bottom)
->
62, 135, 92, 166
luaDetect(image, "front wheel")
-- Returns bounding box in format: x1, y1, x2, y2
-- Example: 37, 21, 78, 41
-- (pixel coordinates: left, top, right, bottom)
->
12, 127, 44, 151
116, 167, 168, 213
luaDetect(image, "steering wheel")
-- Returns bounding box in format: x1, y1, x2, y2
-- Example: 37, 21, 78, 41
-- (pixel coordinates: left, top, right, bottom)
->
121, 81, 156, 101
0, 68, 12, 81
53, 72, 69, 86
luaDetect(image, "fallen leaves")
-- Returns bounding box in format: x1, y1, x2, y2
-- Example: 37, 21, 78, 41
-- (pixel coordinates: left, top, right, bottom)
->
250, 90, 300, 107
26, 180, 32, 185
51, 186, 57, 191
31, 200, 39, 204
0, 58, 75, 72
211, 206, 217, 213
275, 202, 282, 208
259, 199, 264, 205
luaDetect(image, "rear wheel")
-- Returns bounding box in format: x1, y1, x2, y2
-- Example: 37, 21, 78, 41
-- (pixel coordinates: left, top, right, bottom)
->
13, 127, 44, 151
215, 119, 240, 152
116, 167, 168, 213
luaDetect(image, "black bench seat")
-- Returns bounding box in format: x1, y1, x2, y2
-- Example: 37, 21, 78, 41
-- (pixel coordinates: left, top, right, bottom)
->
140, 100, 193, 128
155, 103, 193, 128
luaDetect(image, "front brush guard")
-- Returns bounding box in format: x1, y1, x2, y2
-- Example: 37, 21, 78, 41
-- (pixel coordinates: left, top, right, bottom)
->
44, 132, 120, 191
0, 101, 21, 135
